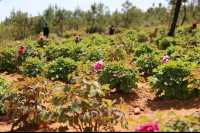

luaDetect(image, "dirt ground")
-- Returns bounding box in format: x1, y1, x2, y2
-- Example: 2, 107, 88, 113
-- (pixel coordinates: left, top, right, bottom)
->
0, 73, 200, 132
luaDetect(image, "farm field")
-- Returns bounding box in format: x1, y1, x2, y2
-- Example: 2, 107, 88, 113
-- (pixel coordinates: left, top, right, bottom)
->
0, 28, 200, 132
0, 0, 200, 132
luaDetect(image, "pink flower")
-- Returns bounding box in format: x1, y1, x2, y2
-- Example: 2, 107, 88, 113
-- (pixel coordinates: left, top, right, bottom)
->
136, 122, 160, 132
162, 55, 170, 64
93, 60, 104, 72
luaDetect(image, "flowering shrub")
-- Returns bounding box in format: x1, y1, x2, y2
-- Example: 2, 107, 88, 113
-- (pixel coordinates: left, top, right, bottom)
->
93, 60, 104, 73
16, 46, 30, 66
37, 34, 48, 47
149, 61, 196, 99
162, 54, 170, 64
75, 35, 81, 43
19, 57, 44, 77
17, 46, 26, 58
46, 57, 77, 81
99, 63, 138, 93
136, 122, 160, 132
136, 54, 160, 76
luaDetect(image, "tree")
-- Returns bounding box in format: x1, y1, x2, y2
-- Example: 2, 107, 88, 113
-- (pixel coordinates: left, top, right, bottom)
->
168, 0, 183, 36
181, 0, 188, 25
43, 5, 56, 29
54, 9, 66, 36
122, 0, 133, 27
8, 10, 30, 40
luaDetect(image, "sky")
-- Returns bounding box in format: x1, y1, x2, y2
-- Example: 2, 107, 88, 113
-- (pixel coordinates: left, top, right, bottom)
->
0, 0, 168, 22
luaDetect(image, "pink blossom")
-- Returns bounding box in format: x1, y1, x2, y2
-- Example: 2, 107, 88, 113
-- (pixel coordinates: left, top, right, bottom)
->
93, 60, 104, 72
136, 122, 160, 132
162, 55, 170, 64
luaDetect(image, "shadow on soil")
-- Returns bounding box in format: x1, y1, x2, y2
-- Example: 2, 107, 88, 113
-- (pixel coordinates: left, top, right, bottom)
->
146, 96, 200, 111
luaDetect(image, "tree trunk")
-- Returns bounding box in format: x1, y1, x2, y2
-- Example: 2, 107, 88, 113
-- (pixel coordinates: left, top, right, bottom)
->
181, 4, 187, 25
168, 0, 183, 36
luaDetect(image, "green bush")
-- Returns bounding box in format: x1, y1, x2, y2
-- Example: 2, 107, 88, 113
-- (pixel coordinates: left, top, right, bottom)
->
37, 38, 48, 47
2, 77, 53, 131
87, 34, 111, 46
45, 44, 71, 61
107, 47, 127, 61
170, 47, 200, 64
123, 30, 137, 41
170, 46, 186, 60
52, 79, 127, 132
87, 48, 104, 61
136, 54, 160, 76
19, 57, 44, 77
162, 113, 200, 132
46, 57, 77, 81
137, 33, 148, 43
166, 45, 175, 56
134, 44, 154, 58
69, 44, 86, 61
0, 48, 17, 72
0, 76, 8, 115
183, 48, 200, 64
149, 61, 196, 99
99, 63, 138, 93
156, 37, 176, 50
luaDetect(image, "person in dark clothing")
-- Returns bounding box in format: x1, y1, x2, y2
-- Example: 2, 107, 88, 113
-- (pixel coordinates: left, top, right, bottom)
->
43, 23, 49, 38
108, 25, 115, 35
188, 22, 198, 34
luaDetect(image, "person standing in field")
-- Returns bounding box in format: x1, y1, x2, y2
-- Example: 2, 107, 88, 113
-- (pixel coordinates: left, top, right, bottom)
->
43, 23, 50, 38
108, 25, 115, 35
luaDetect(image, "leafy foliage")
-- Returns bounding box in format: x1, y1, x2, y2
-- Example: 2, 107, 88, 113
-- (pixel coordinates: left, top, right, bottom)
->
99, 63, 138, 93
45, 44, 71, 61
137, 32, 148, 43
134, 44, 154, 59
46, 57, 77, 81
156, 36, 176, 50
52, 79, 128, 132
149, 61, 197, 99
0, 76, 8, 115
136, 53, 160, 76
19, 57, 44, 77
107, 46, 127, 61
162, 113, 200, 132
87, 47, 104, 61
0, 48, 17, 72
2, 77, 53, 131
